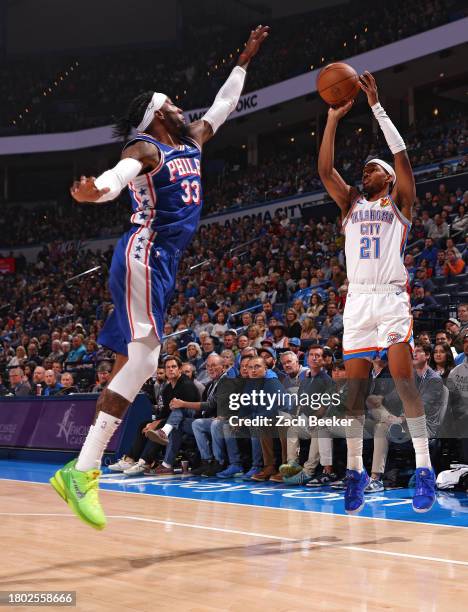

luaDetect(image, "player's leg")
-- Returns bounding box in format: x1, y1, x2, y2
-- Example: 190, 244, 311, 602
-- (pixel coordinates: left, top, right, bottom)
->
342, 292, 375, 513
387, 342, 436, 512
107, 352, 128, 384
50, 332, 161, 529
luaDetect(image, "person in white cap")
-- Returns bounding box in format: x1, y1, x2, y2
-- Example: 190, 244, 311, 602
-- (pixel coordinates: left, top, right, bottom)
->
50, 25, 269, 531
318, 70, 436, 515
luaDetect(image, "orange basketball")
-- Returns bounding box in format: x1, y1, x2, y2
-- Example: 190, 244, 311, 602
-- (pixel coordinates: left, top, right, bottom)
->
316, 62, 360, 107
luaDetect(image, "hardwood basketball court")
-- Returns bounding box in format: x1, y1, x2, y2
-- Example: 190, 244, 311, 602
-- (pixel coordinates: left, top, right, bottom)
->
1, 461, 468, 611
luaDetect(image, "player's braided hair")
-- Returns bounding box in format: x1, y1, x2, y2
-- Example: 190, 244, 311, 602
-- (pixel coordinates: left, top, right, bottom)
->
113, 91, 154, 141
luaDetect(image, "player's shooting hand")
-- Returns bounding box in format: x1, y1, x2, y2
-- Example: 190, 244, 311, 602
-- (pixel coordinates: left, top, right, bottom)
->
359, 71, 379, 106
70, 175, 110, 203
238, 25, 270, 66
327, 99, 353, 121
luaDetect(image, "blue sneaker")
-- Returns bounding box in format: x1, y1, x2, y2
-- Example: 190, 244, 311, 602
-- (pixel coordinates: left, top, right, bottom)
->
242, 467, 262, 481
283, 470, 312, 486
344, 469, 370, 514
216, 464, 244, 479
412, 467, 436, 513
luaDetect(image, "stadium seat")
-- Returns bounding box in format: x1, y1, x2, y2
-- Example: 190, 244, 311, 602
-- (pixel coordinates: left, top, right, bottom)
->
433, 294, 451, 307
431, 276, 446, 290
455, 291, 468, 304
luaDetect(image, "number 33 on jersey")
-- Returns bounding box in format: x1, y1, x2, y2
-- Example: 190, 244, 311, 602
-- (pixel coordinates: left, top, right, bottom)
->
125, 132, 203, 252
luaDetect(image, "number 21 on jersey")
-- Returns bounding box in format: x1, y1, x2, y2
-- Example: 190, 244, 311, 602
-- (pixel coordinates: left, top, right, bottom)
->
360, 237, 380, 259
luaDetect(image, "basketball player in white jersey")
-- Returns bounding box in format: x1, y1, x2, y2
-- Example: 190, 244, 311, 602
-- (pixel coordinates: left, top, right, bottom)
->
318, 71, 436, 514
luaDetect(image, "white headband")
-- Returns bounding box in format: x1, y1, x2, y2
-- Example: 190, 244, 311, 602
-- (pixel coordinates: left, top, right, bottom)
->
365, 158, 396, 184
137, 92, 167, 132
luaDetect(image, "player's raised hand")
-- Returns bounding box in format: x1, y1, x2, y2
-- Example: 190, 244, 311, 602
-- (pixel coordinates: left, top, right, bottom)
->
238, 25, 270, 66
70, 176, 110, 203
327, 98, 353, 121
359, 71, 379, 106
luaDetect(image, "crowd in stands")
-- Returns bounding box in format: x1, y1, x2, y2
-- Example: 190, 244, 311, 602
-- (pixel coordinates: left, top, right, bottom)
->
1, 0, 464, 135
0, 116, 466, 248
1, 171, 467, 487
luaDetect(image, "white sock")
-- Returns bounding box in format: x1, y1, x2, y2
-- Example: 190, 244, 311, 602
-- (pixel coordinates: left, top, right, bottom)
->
162, 461, 171, 468
346, 416, 364, 472
76, 412, 122, 472
161, 424, 173, 436
406, 415, 432, 469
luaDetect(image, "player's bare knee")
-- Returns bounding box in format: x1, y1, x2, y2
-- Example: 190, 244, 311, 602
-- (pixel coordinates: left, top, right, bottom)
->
96, 388, 130, 419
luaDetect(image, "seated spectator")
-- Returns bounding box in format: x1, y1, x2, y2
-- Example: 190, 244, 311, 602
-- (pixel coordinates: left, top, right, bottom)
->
411, 344, 444, 439
417, 238, 438, 269
145, 356, 201, 474
8, 367, 31, 396
7, 345, 27, 368
194, 312, 214, 337
435, 329, 458, 359
411, 285, 439, 316
82, 340, 98, 364
428, 214, 449, 243
443, 249, 465, 277
211, 311, 228, 339
453, 304, 468, 353
44, 369, 63, 396
434, 250, 446, 276
451, 204, 467, 238
300, 317, 318, 340
280, 351, 308, 394
270, 322, 289, 349
67, 335, 86, 364
109, 376, 169, 475
246, 324, 263, 349
57, 372, 79, 394
285, 308, 302, 338
306, 293, 324, 318
430, 343, 455, 381
181, 361, 205, 397
48, 339, 64, 363
446, 332, 468, 463
243, 356, 288, 483
220, 349, 235, 371
363, 358, 403, 492
279, 345, 336, 485
92, 362, 112, 393
220, 329, 238, 355
319, 301, 343, 341
412, 267, 435, 293
186, 342, 204, 371
31, 366, 46, 396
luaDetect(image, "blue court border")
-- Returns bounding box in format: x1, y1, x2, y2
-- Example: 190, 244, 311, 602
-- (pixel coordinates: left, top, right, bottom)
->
1, 460, 467, 528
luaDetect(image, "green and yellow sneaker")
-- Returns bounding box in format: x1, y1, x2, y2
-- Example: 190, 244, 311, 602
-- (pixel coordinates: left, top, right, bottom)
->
50, 459, 106, 530
279, 460, 302, 478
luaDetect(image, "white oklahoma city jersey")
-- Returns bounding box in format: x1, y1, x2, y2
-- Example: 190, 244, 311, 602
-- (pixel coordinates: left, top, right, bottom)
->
341, 193, 413, 361
342, 193, 410, 286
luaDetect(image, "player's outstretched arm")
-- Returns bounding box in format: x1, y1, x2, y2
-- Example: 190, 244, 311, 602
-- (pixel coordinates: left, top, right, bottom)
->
188, 25, 269, 146
318, 101, 356, 214
359, 71, 415, 219
70, 141, 159, 204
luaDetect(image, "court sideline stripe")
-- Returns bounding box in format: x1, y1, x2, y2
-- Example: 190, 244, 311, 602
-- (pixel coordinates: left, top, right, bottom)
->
1, 511, 467, 568
0, 477, 466, 531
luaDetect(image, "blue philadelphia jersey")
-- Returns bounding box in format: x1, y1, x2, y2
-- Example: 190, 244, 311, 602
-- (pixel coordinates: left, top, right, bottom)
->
124, 132, 203, 252
98, 132, 204, 355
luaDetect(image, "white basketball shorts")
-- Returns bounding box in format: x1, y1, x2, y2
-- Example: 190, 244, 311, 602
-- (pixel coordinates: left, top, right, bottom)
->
342, 284, 414, 361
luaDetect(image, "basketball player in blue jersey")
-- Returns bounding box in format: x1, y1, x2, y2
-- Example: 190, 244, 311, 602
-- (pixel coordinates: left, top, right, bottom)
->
318, 71, 436, 514
49, 25, 269, 530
